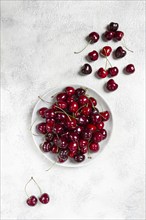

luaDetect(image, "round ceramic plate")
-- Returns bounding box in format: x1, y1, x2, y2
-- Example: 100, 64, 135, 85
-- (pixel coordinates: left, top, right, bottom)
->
31, 84, 113, 167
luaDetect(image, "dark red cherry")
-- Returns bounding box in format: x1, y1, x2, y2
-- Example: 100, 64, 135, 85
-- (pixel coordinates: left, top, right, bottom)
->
65, 87, 75, 96
106, 79, 118, 91
46, 118, 55, 124
66, 118, 77, 130
39, 193, 50, 204
79, 139, 88, 148
62, 131, 70, 139
38, 107, 48, 118
41, 142, 52, 152
51, 145, 58, 153
26, 195, 37, 206
114, 31, 124, 41
96, 121, 104, 130
80, 146, 88, 154
69, 132, 79, 142
89, 97, 97, 106
91, 113, 102, 124
66, 96, 75, 104
93, 132, 103, 143
100, 129, 107, 139
45, 132, 54, 142
115, 46, 126, 58
74, 153, 85, 162
46, 121, 54, 133
56, 92, 67, 102
68, 150, 77, 158
68, 142, 78, 151
58, 155, 68, 163
56, 112, 67, 121
77, 115, 89, 125
87, 124, 97, 132
88, 50, 98, 61
104, 31, 115, 40
108, 22, 119, 32
81, 106, 92, 116
57, 101, 67, 109
58, 137, 68, 149
37, 123, 46, 134
89, 32, 99, 43
53, 124, 64, 134
45, 109, 55, 119
100, 111, 110, 121
97, 68, 108, 78
78, 95, 89, 106
89, 142, 99, 152
92, 108, 99, 114
73, 126, 84, 135
59, 149, 69, 158
81, 128, 92, 140
69, 102, 79, 113
125, 64, 135, 73
81, 64, 92, 75
75, 88, 86, 97
101, 46, 112, 57
108, 67, 119, 77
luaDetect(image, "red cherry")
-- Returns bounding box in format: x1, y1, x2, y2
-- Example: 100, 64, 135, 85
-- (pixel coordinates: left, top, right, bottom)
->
65, 87, 75, 96
91, 113, 102, 124
26, 196, 37, 206
101, 46, 112, 57
58, 155, 68, 163
97, 68, 108, 78
56, 92, 67, 102
108, 67, 119, 77
68, 142, 78, 151
114, 31, 124, 41
81, 64, 92, 75
51, 145, 58, 153
100, 111, 110, 121
125, 64, 135, 73
68, 150, 77, 158
108, 22, 119, 32
41, 142, 52, 152
66, 118, 77, 130
53, 124, 64, 134
93, 132, 103, 143
45, 132, 54, 142
37, 123, 46, 134
44, 109, 55, 119
100, 129, 107, 139
78, 95, 89, 106
89, 32, 100, 43
89, 142, 99, 152
46, 121, 54, 132
89, 97, 97, 106
87, 124, 97, 132
79, 139, 88, 148
80, 146, 88, 154
57, 101, 67, 109
106, 79, 118, 91
69, 132, 79, 142
39, 193, 50, 204
75, 88, 86, 97
69, 102, 79, 113
73, 126, 84, 135
96, 121, 104, 130
88, 50, 99, 61
104, 31, 115, 40
81, 106, 92, 116
66, 96, 75, 104
38, 107, 48, 118
56, 112, 67, 121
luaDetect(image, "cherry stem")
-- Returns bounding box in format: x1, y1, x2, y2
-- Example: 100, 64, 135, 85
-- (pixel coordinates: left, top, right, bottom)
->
75, 103, 87, 114
122, 38, 134, 53
38, 96, 51, 104
105, 58, 108, 71
106, 57, 112, 68
54, 106, 71, 121
46, 160, 57, 171
74, 40, 92, 54
55, 111, 75, 119
87, 140, 92, 159
24, 177, 42, 197
30, 119, 43, 136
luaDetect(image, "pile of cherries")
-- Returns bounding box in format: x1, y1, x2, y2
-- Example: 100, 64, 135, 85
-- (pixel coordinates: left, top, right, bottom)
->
36, 87, 110, 163
78, 22, 135, 91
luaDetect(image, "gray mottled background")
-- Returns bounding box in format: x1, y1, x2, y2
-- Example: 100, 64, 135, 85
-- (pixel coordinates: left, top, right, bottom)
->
1, 1, 145, 219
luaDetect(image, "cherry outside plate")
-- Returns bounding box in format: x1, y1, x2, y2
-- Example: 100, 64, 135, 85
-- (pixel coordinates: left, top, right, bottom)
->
31, 84, 113, 168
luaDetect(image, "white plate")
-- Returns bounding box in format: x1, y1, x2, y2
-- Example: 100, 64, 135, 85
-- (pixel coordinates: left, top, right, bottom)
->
31, 84, 113, 168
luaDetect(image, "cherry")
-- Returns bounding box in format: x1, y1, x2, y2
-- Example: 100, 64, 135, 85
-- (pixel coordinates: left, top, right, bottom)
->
53, 124, 64, 134
74, 153, 85, 162
51, 145, 58, 153
89, 142, 99, 152
56, 112, 67, 121
73, 126, 84, 135
65, 87, 75, 96
100, 111, 110, 121
97, 68, 108, 78
75, 88, 86, 97
62, 131, 70, 139
89, 97, 97, 106
58, 137, 68, 149
79, 139, 88, 148
38, 107, 48, 118
46, 121, 54, 133
41, 142, 52, 152
101, 46, 112, 57
45, 109, 55, 119
66, 118, 77, 130
106, 79, 118, 91
81, 106, 92, 116
59, 149, 69, 158
114, 31, 124, 41
26, 196, 37, 206
69, 102, 79, 113
80, 146, 88, 154
115, 46, 126, 58
58, 155, 68, 163
92, 108, 99, 114
108, 67, 119, 77
66, 96, 75, 104
46, 118, 55, 124
69, 132, 79, 142
39, 193, 50, 204
68, 150, 77, 158
104, 31, 115, 40
68, 142, 78, 151
77, 115, 89, 125
56, 92, 67, 102
108, 22, 119, 32
125, 64, 135, 73
96, 121, 104, 130
89, 32, 100, 43
93, 132, 103, 143
88, 50, 98, 61
91, 113, 102, 124
81, 128, 92, 140
37, 123, 46, 134
100, 129, 107, 139
87, 124, 97, 132
57, 101, 67, 110
78, 95, 89, 106
45, 132, 54, 142
81, 64, 92, 75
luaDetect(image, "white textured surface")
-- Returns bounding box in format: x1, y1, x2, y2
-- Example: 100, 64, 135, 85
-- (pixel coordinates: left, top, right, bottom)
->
1, 1, 145, 219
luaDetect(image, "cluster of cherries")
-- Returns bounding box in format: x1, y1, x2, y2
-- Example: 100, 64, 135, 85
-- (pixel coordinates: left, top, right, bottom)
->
36, 87, 110, 163
75, 22, 135, 91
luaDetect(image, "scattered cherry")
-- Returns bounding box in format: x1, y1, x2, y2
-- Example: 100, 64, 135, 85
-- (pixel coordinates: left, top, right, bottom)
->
104, 31, 115, 40
101, 46, 112, 57
114, 31, 124, 41
108, 67, 119, 77
88, 50, 98, 61
106, 79, 118, 91
89, 32, 100, 43
115, 46, 126, 58
26, 196, 38, 206
108, 22, 119, 32
125, 64, 135, 73
81, 64, 92, 75
97, 68, 108, 78
39, 193, 50, 204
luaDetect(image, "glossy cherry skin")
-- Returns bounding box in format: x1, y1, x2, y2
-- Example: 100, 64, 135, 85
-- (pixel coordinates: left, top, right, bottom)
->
81, 128, 92, 140
100, 129, 107, 139
58, 137, 68, 149
106, 79, 118, 91
75, 88, 86, 97
80, 146, 88, 154
89, 32, 99, 43
88, 50, 98, 61
96, 121, 104, 130
73, 126, 84, 135
125, 64, 135, 73
92, 108, 99, 114
58, 155, 68, 163
56, 92, 67, 102
77, 115, 89, 125
51, 145, 58, 153
53, 124, 64, 134
26, 195, 38, 206
81, 64, 92, 75
78, 95, 89, 106
100, 111, 110, 121
97, 68, 108, 78
93, 132, 103, 143
57, 101, 67, 110
79, 139, 88, 148
81, 106, 92, 116
68, 142, 78, 151
66, 96, 75, 104
89, 142, 99, 152
104, 31, 115, 40
108, 67, 119, 77
45, 132, 54, 142
89, 97, 97, 106
66, 118, 77, 130
65, 87, 75, 96
41, 142, 52, 152
115, 46, 126, 58
69, 102, 79, 113
68, 150, 77, 158
91, 113, 102, 124
39, 193, 50, 204
108, 22, 119, 32
46, 121, 54, 133
69, 132, 79, 142
59, 149, 69, 158
56, 113, 67, 121
87, 124, 97, 132
61, 131, 70, 139
45, 109, 55, 119
38, 107, 48, 118
101, 46, 112, 56
74, 153, 85, 162
114, 31, 124, 41
37, 123, 46, 134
